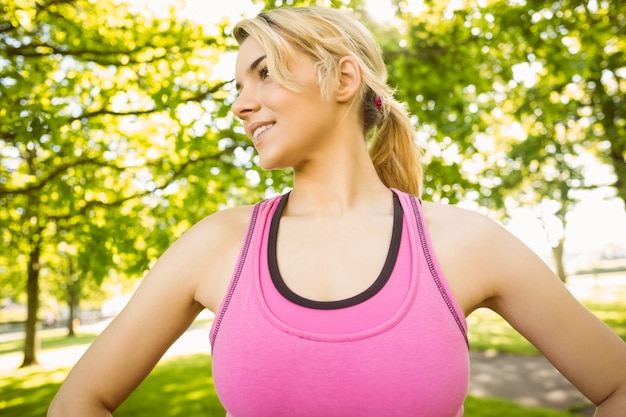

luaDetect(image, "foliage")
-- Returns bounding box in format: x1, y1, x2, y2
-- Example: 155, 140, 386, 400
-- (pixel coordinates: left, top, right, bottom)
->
368, 0, 625, 283
373, 0, 625, 209
0, 0, 288, 365
1, 0, 262, 283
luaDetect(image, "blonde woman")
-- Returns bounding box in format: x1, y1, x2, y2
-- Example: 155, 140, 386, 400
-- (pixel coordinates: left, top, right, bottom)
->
49, 7, 626, 417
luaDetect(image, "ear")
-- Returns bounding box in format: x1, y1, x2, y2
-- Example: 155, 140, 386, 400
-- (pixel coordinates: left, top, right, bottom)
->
335, 56, 361, 103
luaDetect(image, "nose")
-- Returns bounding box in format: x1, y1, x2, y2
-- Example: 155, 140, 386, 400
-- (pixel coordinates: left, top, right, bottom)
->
232, 86, 260, 120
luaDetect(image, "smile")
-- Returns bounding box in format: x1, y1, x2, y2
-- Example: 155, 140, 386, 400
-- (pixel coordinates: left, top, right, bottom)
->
253, 123, 275, 139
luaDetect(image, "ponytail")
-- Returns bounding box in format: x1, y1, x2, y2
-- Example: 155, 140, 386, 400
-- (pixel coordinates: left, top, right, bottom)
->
366, 93, 425, 197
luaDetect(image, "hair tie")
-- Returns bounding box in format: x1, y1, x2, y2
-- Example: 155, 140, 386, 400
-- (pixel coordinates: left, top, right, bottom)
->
374, 96, 383, 110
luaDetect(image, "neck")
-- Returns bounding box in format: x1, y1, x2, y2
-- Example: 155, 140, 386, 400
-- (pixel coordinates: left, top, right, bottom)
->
286, 131, 391, 216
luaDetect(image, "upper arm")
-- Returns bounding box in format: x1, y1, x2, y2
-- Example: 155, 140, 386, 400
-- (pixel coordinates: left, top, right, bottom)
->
50, 205, 252, 414
426, 203, 626, 406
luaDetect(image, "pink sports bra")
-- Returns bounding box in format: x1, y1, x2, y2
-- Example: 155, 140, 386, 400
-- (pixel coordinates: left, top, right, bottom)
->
210, 190, 469, 416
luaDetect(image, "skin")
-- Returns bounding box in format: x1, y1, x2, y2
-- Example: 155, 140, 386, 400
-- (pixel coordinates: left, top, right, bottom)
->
48, 37, 626, 416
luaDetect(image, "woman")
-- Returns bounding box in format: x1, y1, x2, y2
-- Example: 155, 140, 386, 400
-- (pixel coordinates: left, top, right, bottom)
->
49, 6, 626, 417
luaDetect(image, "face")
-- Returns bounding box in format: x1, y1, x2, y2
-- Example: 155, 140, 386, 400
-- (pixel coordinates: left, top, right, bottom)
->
232, 37, 341, 170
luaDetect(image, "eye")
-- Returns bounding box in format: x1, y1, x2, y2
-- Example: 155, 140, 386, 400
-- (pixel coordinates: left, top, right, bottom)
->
257, 65, 270, 80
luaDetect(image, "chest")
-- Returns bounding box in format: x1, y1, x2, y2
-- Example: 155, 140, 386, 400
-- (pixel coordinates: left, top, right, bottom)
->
275, 213, 394, 302
213, 311, 468, 417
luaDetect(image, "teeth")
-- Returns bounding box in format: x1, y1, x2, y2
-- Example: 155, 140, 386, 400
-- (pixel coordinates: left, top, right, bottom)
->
253, 124, 274, 139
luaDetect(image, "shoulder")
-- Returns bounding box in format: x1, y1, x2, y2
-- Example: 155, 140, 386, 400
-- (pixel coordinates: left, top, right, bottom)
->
419, 201, 543, 313
159, 204, 257, 312
167, 204, 255, 257
420, 200, 498, 235
420, 200, 506, 263
193, 204, 256, 240
186, 203, 257, 264
156, 203, 257, 268
420, 201, 626, 406
420, 201, 508, 255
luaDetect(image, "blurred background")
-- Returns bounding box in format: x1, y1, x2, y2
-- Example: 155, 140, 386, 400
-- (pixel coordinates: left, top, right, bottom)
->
0, 1, 625, 414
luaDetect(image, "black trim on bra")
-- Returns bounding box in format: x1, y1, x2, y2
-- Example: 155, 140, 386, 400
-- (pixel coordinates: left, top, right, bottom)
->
268, 192, 404, 310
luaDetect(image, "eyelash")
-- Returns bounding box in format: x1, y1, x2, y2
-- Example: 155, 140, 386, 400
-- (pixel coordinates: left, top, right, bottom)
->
257, 65, 270, 80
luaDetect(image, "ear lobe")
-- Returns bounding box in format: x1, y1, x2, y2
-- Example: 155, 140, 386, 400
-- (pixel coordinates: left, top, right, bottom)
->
335, 56, 361, 103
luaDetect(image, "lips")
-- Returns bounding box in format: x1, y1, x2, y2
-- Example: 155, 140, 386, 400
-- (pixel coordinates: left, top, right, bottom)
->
253, 123, 274, 139
248, 122, 275, 145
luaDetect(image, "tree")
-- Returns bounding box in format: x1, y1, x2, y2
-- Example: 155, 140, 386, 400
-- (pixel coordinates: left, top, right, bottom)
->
486, 0, 624, 281
0, 0, 280, 367
373, 0, 624, 280
541, 0, 626, 207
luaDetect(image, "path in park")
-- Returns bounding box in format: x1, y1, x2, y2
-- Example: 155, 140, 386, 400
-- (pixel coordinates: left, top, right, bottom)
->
469, 350, 594, 416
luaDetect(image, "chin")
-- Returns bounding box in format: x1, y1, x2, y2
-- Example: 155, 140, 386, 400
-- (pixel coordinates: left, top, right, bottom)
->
257, 154, 292, 171
259, 163, 291, 172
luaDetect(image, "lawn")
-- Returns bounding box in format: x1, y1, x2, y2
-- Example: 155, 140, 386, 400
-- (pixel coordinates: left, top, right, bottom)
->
1, 353, 587, 417
468, 300, 626, 355
0, 331, 99, 355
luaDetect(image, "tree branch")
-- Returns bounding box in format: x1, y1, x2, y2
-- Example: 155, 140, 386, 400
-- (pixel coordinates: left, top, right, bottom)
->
47, 152, 223, 221
0, 156, 102, 196
0, 0, 77, 34
68, 80, 229, 122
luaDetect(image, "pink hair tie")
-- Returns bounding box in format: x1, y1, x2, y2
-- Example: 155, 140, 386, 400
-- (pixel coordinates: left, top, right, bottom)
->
375, 96, 383, 110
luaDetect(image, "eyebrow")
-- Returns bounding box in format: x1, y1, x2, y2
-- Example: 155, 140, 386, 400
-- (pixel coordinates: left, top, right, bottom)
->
235, 54, 267, 92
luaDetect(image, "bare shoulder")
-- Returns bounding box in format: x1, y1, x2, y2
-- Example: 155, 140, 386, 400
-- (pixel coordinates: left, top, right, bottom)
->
189, 204, 255, 242
163, 204, 253, 266
420, 201, 501, 238
177, 204, 255, 312
419, 201, 540, 314
420, 201, 511, 262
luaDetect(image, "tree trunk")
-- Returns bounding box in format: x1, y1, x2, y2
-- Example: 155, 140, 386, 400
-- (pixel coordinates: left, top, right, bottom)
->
551, 236, 568, 283
21, 240, 41, 367
67, 288, 79, 337
66, 256, 80, 337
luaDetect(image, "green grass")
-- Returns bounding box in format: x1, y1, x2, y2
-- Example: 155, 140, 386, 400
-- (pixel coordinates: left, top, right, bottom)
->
582, 300, 626, 341
116, 355, 226, 416
467, 308, 539, 354
468, 300, 626, 355
0, 353, 586, 417
0, 332, 99, 355
464, 396, 587, 416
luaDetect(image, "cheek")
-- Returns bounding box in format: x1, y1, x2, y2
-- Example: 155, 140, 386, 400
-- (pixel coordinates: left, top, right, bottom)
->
267, 88, 300, 111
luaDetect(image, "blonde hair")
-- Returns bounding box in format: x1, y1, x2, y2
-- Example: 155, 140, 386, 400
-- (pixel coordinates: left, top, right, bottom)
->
233, 7, 425, 196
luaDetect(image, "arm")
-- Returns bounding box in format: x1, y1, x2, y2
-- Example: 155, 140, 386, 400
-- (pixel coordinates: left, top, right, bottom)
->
426, 203, 626, 415
48, 206, 252, 416
480, 225, 626, 416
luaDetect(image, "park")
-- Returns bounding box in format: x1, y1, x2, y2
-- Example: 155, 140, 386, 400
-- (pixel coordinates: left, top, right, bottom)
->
1, 0, 626, 415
